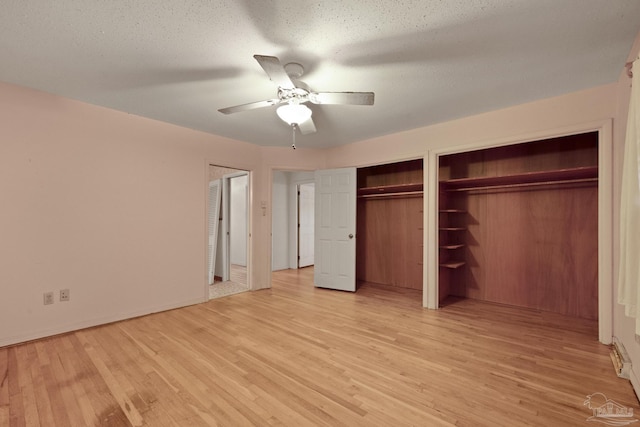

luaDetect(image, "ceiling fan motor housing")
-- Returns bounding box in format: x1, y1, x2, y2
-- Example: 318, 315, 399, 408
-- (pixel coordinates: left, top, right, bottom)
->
278, 87, 310, 104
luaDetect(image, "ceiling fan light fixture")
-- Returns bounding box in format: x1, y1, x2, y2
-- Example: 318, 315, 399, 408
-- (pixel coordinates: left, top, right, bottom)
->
276, 103, 312, 125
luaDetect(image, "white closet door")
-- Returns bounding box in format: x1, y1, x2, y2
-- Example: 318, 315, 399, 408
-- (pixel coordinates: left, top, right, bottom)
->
208, 179, 222, 285
314, 168, 357, 292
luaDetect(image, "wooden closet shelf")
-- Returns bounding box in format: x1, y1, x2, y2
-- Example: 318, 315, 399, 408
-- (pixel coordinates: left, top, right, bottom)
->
439, 209, 466, 213
439, 261, 465, 269
440, 244, 464, 249
440, 166, 597, 191
358, 191, 423, 200
358, 183, 423, 196
439, 227, 465, 231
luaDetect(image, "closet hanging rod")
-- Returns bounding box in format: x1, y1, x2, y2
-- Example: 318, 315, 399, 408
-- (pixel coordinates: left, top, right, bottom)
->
358, 191, 423, 199
445, 177, 597, 192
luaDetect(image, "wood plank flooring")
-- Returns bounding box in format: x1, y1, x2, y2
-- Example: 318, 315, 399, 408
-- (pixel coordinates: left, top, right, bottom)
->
1, 267, 638, 426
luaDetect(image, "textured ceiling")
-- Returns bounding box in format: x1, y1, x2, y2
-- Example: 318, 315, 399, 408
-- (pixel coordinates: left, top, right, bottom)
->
1, 1, 640, 149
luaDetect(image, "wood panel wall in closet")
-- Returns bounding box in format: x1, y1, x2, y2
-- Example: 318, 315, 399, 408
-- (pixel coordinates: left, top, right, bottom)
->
438, 132, 598, 319
356, 160, 423, 290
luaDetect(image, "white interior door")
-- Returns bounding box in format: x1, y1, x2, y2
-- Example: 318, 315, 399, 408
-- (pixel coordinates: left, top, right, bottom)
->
208, 179, 222, 285
221, 176, 230, 281
314, 168, 357, 291
298, 183, 315, 267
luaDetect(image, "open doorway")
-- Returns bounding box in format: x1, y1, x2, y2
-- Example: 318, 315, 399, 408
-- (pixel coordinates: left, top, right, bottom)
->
208, 165, 249, 300
271, 170, 315, 272
298, 182, 314, 268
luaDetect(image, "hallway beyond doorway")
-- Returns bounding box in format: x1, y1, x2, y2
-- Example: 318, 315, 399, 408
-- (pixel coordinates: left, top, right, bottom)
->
209, 264, 248, 299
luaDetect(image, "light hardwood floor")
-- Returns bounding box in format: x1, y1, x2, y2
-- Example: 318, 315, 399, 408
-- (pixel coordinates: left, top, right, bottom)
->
1, 267, 638, 426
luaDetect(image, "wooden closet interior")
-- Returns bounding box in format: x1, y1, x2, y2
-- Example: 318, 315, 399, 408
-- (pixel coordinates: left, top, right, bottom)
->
356, 159, 424, 291
438, 132, 599, 320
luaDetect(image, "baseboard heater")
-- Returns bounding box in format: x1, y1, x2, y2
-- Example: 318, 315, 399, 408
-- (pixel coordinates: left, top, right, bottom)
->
611, 337, 632, 379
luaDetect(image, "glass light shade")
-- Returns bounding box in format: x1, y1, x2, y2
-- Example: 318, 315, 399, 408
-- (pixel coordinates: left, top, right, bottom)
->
276, 103, 312, 125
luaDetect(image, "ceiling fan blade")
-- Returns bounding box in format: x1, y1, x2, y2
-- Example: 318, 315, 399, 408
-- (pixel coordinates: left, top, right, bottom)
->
309, 92, 375, 105
298, 117, 316, 135
218, 98, 281, 115
253, 55, 296, 90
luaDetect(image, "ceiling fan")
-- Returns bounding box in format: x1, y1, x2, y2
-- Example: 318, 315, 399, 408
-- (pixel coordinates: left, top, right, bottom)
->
218, 55, 375, 138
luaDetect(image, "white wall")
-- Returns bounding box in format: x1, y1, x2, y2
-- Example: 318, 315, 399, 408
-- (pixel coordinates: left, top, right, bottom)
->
611, 33, 640, 396
0, 81, 326, 347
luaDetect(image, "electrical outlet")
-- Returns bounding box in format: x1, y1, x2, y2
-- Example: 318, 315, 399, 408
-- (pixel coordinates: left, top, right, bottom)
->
60, 289, 70, 302
43, 292, 54, 305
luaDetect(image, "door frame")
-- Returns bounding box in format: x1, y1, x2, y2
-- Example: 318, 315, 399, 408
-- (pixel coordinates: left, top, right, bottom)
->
425, 119, 613, 344
204, 163, 252, 301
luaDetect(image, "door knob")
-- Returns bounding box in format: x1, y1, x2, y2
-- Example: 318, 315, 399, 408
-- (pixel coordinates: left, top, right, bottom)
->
349, 233, 354, 239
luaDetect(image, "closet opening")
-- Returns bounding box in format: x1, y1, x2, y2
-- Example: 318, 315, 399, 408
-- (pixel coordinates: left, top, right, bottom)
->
356, 158, 424, 295
436, 132, 599, 322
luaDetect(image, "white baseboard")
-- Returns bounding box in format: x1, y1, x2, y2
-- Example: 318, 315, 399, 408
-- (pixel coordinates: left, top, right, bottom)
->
612, 337, 633, 379
0, 296, 205, 348
628, 368, 640, 405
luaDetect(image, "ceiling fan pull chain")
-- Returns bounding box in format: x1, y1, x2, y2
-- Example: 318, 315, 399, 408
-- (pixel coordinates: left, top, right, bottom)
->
292, 124, 297, 149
